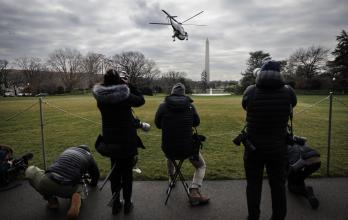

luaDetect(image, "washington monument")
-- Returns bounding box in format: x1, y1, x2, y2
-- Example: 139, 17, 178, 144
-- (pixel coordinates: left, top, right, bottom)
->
205, 38, 210, 82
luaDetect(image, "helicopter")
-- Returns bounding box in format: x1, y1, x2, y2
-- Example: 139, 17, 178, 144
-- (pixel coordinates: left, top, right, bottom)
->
149, 10, 206, 41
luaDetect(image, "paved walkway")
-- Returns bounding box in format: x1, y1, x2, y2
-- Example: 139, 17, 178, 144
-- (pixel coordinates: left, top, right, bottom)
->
1, 178, 348, 220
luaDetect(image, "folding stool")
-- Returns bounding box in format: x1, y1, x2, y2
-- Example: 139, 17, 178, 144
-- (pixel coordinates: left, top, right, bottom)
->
164, 158, 190, 205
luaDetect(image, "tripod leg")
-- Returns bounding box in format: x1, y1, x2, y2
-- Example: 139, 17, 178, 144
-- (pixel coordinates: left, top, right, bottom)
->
107, 190, 121, 207
99, 163, 117, 191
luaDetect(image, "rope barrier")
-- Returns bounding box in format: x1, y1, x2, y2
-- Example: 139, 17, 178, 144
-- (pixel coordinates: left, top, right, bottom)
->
294, 95, 329, 115
4, 102, 38, 121
333, 96, 348, 108
44, 101, 101, 126
0, 94, 339, 144
140, 130, 239, 139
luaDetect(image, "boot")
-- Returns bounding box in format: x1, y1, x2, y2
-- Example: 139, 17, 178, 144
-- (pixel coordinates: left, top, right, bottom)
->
124, 201, 134, 214
67, 193, 81, 220
112, 198, 123, 215
306, 186, 319, 210
189, 188, 210, 206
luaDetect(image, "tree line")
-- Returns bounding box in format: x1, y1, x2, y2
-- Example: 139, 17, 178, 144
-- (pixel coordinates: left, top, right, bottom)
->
237, 30, 348, 94
0, 30, 347, 96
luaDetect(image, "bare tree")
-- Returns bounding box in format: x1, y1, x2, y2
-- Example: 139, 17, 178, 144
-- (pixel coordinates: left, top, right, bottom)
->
47, 48, 83, 92
159, 71, 187, 94
0, 59, 9, 94
288, 46, 329, 80
110, 51, 160, 86
14, 57, 45, 93
82, 53, 105, 88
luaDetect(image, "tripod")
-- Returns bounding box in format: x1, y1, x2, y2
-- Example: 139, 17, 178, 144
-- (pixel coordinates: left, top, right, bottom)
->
99, 163, 120, 206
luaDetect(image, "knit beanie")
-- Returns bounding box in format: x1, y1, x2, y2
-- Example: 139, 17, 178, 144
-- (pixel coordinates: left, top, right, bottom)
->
171, 83, 186, 95
256, 60, 284, 89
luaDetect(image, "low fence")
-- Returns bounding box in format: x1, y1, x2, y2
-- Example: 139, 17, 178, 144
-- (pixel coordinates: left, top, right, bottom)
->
1, 93, 347, 177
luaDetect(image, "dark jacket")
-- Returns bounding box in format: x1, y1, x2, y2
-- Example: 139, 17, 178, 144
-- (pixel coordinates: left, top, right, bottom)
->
92, 83, 145, 158
242, 69, 297, 156
46, 146, 100, 186
155, 95, 200, 159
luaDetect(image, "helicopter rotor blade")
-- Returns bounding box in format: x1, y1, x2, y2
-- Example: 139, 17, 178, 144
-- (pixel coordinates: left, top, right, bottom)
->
182, 24, 207, 26
182, 11, 204, 24
149, 22, 171, 25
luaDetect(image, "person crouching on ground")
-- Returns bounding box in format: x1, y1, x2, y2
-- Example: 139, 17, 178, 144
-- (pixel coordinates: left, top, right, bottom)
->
25, 145, 100, 220
155, 83, 209, 205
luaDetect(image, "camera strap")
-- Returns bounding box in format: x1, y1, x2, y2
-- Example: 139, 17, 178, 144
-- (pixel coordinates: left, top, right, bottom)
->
289, 104, 294, 137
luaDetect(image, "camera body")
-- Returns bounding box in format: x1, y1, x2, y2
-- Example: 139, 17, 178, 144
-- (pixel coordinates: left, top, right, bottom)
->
8, 153, 33, 173
134, 118, 151, 132
233, 131, 256, 152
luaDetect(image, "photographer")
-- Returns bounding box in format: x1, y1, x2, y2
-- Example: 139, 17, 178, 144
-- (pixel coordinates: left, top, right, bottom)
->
287, 140, 321, 209
155, 83, 209, 206
25, 145, 99, 220
0, 144, 32, 188
241, 60, 297, 220
92, 69, 145, 215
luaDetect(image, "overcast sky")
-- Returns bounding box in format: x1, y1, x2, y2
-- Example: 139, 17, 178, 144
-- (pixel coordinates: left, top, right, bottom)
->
0, 0, 347, 80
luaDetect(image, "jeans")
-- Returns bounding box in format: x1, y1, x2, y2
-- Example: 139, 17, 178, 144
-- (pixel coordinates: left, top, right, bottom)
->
167, 152, 206, 189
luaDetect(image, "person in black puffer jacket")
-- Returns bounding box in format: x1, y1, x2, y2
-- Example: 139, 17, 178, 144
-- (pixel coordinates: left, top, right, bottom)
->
242, 60, 297, 220
92, 69, 145, 215
25, 145, 99, 220
155, 83, 209, 206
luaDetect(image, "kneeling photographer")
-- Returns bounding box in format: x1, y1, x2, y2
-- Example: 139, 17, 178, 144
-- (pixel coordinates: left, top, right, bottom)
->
92, 68, 145, 215
287, 133, 321, 209
155, 83, 209, 206
25, 145, 99, 220
240, 59, 297, 220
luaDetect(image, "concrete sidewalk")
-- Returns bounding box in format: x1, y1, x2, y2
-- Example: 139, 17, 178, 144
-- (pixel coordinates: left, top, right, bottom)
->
1, 178, 347, 220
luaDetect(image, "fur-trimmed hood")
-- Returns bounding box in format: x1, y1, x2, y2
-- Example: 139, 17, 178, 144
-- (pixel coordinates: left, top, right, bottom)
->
92, 84, 130, 104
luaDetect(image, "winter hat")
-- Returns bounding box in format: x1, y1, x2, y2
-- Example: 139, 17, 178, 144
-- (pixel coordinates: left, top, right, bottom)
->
260, 60, 280, 73
256, 60, 284, 89
171, 83, 186, 95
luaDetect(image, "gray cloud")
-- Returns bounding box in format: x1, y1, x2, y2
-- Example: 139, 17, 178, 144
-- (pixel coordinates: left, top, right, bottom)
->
0, 0, 346, 80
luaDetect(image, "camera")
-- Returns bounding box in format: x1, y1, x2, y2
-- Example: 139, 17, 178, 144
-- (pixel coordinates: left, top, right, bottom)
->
8, 153, 33, 172
287, 134, 306, 146
134, 118, 151, 132
233, 131, 256, 152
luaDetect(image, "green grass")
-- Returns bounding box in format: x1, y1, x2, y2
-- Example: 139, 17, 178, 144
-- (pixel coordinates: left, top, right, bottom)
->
0, 94, 347, 179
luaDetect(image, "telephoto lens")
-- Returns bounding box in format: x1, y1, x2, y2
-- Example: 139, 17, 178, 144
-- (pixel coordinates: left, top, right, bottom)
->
140, 122, 151, 132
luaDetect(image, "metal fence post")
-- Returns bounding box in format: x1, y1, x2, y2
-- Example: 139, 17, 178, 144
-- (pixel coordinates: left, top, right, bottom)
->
39, 97, 47, 169
327, 92, 333, 177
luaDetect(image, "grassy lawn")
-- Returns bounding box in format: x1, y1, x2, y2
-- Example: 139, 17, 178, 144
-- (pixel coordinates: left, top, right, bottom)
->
0, 93, 347, 180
